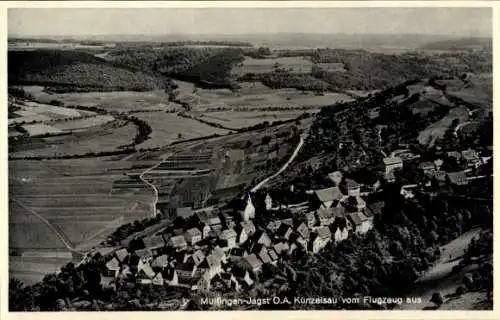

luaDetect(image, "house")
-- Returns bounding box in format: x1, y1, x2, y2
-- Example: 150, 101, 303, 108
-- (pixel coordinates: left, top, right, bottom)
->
312, 187, 343, 209
197, 270, 213, 292
190, 250, 206, 266
241, 195, 256, 221
290, 233, 308, 249
134, 248, 154, 261
372, 180, 382, 192
310, 227, 331, 253
229, 247, 248, 259
243, 254, 263, 273
163, 269, 179, 286
184, 228, 202, 246
276, 224, 293, 240
419, 161, 435, 174
265, 193, 273, 211
331, 221, 349, 243
196, 211, 222, 231
383, 156, 403, 174
234, 225, 248, 245
201, 224, 211, 239
200, 254, 222, 278
447, 171, 469, 186
327, 171, 343, 186
342, 179, 361, 197
114, 248, 129, 264
266, 220, 282, 233
176, 207, 194, 219
447, 151, 463, 163
143, 235, 165, 252
219, 228, 237, 249
304, 211, 317, 228
268, 248, 279, 264
316, 207, 335, 226
169, 235, 188, 250
175, 261, 199, 281
347, 212, 373, 234
256, 246, 272, 265
461, 149, 482, 168
118, 265, 133, 280
400, 187, 415, 199
296, 222, 310, 240
151, 254, 170, 269
384, 170, 396, 183
217, 273, 240, 292
104, 257, 121, 278
343, 196, 366, 213
137, 259, 156, 279
221, 213, 236, 229
100, 276, 116, 291
273, 242, 290, 256
212, 246, 227, 264
254, 230, 272, 247
152, 272, 164, 286
241, 271, 254, 287
241, 220, 256, 236
434, 159, 444, 171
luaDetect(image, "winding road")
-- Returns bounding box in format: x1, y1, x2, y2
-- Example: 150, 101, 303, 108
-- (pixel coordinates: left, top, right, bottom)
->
250, 134, 305, 193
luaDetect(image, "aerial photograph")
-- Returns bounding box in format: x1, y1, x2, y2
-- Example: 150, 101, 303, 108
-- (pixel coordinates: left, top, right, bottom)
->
7, 6, 493, 311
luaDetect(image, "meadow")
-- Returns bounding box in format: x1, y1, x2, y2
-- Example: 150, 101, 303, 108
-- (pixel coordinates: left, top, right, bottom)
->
199, 110, 312, 129
133, 112, 230, 149
418, 105, 470, 146
231, 56, 314, 76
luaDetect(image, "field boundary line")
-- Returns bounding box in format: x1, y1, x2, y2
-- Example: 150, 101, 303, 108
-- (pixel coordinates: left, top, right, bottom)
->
11, 199, 80, 253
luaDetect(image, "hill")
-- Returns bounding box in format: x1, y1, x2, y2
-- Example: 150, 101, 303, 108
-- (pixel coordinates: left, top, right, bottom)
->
421, 37, 492, 51
8, 50, 165, 92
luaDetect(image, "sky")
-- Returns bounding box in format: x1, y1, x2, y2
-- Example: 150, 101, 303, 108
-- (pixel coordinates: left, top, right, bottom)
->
8, 7, 492, 37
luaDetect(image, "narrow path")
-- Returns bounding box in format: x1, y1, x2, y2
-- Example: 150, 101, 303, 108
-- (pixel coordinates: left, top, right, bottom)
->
11, 199, 79, 253
250, 134, 305, 193
138, 152, 173, 217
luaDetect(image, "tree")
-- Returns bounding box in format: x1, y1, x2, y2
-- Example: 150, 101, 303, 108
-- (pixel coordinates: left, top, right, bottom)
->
430, 292, 444, 308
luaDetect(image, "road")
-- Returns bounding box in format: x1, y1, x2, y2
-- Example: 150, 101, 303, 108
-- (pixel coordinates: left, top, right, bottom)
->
12, 199, 80, 253
138, 158, 167, 217
454, 121, 471, 137
250, 134, 305, 193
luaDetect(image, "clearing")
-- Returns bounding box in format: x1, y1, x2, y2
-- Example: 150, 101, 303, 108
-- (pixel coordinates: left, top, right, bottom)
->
400, 228, 483, 310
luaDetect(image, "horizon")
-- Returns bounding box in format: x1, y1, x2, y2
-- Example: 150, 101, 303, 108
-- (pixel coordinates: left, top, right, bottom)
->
9, 8, 492, 38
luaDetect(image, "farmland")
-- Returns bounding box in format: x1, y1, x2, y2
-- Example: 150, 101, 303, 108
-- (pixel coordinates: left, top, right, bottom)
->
10, 121, 137, 158
133, 112, 231, 149
9, 157, 156, 283
199, 110, 314, 130
175, 80, 352, 112
231, 56, 314, 76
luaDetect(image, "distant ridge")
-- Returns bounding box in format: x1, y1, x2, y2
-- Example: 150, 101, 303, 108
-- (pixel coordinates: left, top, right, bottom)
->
421, 37, 492, 51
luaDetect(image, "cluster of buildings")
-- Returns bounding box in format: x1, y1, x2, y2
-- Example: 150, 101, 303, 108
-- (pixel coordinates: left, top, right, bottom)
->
382, 147, 491, 195
94, 171, 384, 294
89, 142, 490, 297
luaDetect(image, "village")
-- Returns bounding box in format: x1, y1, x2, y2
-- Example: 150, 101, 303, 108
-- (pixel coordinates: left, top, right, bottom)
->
76, 142, 492, 304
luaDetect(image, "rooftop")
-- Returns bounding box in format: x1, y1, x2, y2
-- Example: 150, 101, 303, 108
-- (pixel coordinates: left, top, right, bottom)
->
314, 187, 343, 203
383, 156, 403, 165
244, 254, 263, 269
316, 226, 331, 240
